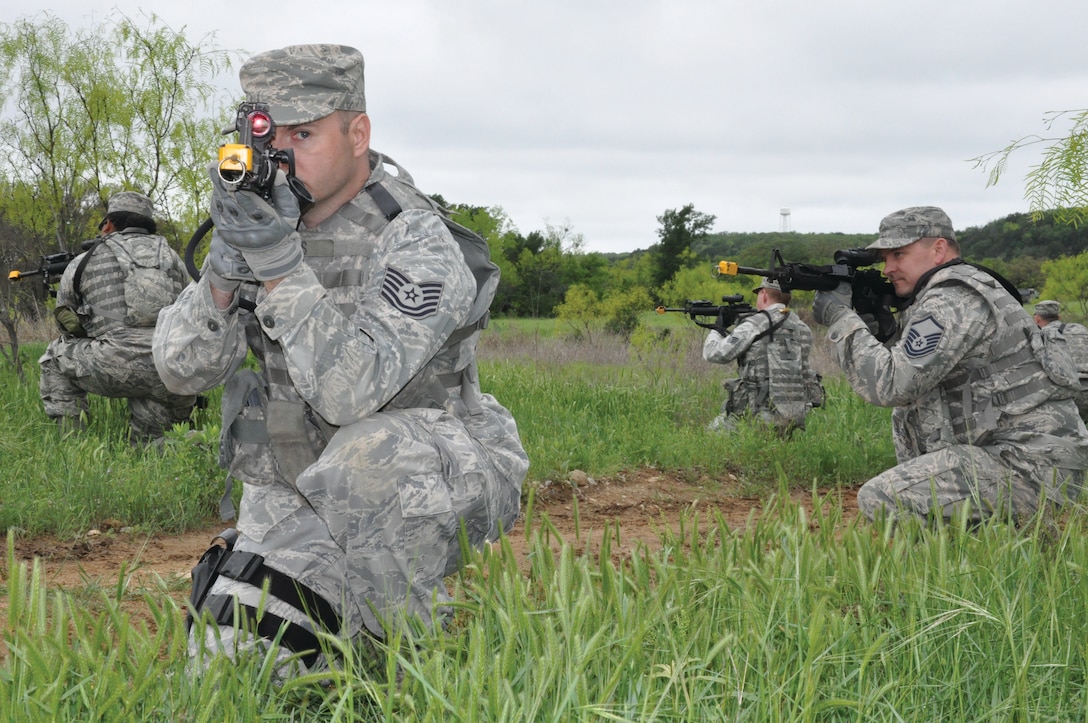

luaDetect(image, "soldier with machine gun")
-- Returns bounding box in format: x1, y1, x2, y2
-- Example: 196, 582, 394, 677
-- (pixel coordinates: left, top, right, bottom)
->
36, 192, 195, 443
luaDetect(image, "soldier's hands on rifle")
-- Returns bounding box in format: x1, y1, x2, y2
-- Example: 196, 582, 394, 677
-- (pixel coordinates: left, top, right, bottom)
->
713, 305, 740, 335
812, 281, 854, 326
851, 288, 898, 342
208, 164, 303, 282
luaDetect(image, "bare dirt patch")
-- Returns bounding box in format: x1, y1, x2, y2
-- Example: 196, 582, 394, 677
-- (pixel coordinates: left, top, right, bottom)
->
11, 469, 860, 604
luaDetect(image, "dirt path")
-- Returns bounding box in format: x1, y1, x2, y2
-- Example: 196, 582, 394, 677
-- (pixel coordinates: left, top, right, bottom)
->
10, 469, 860, 601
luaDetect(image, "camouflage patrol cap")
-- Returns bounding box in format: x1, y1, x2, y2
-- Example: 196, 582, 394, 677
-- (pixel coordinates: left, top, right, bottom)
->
867, 206, 956, 250
754, 277, 783, 293
107, 191, 154, 219
1034, 300, 1061, 319
240, 44, 366, 126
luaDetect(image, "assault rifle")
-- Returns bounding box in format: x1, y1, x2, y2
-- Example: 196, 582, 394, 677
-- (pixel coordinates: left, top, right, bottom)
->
717, 247, 904, 302
655, 294, 756, 330
716, 247, 907, 341
8, 240, 95, 297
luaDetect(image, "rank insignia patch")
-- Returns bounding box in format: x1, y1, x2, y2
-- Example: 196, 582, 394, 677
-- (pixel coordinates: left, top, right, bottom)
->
380, 266, 443, 319
903, 315, 944, 359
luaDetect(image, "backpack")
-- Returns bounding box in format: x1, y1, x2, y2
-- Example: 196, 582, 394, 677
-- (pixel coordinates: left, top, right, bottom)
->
74, 233, 179, 327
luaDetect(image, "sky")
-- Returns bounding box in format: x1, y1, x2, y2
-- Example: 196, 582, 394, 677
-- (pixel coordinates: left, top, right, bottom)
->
8, 0, 1088, 254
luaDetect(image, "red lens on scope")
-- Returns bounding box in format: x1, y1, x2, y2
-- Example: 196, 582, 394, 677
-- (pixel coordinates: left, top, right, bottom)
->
248, 111, 273, 138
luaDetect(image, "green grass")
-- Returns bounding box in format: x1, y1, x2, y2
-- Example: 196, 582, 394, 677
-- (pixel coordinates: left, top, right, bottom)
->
0, 357, 223, 536
3, 494, 1088, 720
483, 318, 894, 489
2, 319, 1086, 719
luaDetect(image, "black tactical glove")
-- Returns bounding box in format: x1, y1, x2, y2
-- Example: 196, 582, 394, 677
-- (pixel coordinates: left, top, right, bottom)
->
852, 287, 898, 342
713, 305, 740, 335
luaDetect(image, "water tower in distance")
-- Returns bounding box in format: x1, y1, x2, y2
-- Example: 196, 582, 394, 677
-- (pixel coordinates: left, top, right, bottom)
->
780, 208, 792, 233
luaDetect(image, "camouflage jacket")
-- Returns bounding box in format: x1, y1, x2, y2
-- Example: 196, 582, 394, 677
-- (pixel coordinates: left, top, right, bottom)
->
1046, 321, 1088, 378
154, 151, 520, 460
702, 304, 820, 419
826, 262, 1088, 467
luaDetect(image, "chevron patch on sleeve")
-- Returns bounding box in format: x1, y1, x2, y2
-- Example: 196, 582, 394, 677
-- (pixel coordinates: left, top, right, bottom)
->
380, 266, 443, 319
902, 315, 944, 359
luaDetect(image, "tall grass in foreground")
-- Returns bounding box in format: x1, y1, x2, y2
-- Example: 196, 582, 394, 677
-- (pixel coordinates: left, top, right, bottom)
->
2, 318, 1087, 719
4, 494, 1087, 720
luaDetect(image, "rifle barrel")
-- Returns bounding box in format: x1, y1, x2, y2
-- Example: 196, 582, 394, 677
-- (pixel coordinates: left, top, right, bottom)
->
9, 269, 43, 281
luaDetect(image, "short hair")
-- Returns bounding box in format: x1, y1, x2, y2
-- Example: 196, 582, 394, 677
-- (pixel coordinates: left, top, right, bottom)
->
764, 287, 791, 306
337, 109, 365, 134
922, 235, 961, 255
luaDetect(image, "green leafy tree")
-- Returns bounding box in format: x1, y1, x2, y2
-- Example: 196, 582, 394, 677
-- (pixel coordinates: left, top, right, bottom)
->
651, 205, 716, 287
516, 231, 564, 318
972, 109, 1088, 226
498, 221, 593, 318
553, 283, 599, 337
1039, 253, 1088, 316
0, 11, 233, 256
605, 251, 658, 296
599, 286, 653, 338
657, 264, 750, 308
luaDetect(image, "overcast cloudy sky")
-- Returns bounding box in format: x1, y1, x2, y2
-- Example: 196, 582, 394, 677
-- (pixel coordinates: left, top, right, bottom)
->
10, 0, 1088, 253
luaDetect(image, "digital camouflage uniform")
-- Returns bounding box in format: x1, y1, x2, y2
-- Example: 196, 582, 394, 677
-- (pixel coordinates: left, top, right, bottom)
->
1035, 300, 1088, 423
703, 302, 822, 434
826, 262, 1088, 525
153, 45, 528, 675
39, 192, 195, 441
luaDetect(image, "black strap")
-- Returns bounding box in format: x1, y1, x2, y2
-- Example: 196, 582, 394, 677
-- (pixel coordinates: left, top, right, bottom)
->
69, 238, 103, 306
217, 550, 342, 634
186, 529, 239, 630
204, 594, 322, 670
750, 309, 790, 344
365, 182, 403, 222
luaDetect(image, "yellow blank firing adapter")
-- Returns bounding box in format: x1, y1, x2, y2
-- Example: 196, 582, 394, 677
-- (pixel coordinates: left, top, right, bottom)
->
9, 270, 21, 281
716, 260, 739, 277
217, 144, 253, 185
655, 306, 667, 314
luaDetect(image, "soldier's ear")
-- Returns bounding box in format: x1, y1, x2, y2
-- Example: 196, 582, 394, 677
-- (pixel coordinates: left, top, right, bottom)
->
349, 113, 371, 158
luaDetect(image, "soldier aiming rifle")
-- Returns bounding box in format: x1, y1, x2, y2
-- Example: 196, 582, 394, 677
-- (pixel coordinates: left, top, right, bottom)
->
678, 279, 824, 436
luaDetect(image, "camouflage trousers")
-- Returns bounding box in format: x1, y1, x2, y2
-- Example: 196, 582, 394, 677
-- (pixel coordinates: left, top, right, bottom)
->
856, 443, 1085, 525
190, 405, 524, 676
709, 378, 808, 436
39, 334, 196, 440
